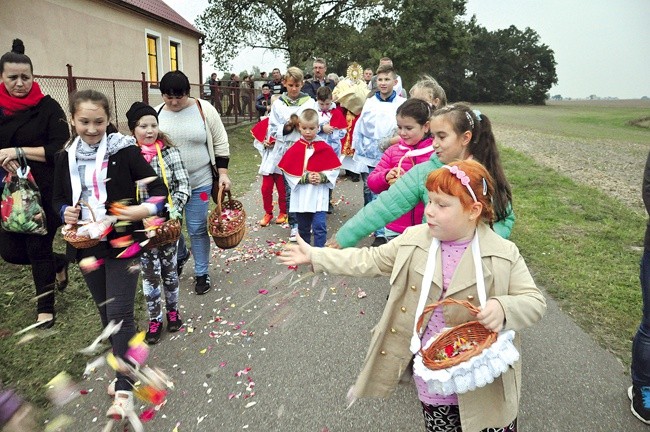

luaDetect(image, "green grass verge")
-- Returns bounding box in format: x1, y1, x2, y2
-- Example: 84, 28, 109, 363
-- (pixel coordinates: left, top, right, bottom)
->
503, 146, 644, 362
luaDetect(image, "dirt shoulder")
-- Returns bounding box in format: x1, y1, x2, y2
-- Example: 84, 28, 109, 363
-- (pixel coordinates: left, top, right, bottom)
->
495, 124, 648, 214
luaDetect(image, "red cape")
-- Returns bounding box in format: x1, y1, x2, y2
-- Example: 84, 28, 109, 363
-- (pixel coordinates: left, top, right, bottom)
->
278, 138, 341, 177
250, 117, 276, 143
325, 106, 348, 129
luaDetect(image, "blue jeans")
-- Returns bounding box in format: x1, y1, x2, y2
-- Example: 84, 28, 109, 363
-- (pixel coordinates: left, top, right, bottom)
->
632, 249, 650, 387
360, 166, 385, 238
296, 211, 327, 247
177, 185, 211, 277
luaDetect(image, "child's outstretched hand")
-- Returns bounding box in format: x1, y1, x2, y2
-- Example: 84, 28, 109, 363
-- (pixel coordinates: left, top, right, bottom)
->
278, 234, 312, 266
475, 299, 506, 333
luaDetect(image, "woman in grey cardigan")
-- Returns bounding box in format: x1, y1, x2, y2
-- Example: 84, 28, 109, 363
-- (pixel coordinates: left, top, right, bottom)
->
155, 70, 231, 295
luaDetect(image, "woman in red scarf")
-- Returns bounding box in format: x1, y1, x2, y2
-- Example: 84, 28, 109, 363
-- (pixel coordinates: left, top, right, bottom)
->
0, 39, 70, 327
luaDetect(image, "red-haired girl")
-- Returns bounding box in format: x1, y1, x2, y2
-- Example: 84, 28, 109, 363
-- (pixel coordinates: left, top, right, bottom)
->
280, 160, 546, 431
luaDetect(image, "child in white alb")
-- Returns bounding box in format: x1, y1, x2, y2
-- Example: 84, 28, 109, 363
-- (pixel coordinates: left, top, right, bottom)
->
278, 109, 340, 247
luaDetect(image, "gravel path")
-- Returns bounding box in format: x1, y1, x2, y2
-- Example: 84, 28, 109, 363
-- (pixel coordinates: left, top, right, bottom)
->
495, 124, 648, 214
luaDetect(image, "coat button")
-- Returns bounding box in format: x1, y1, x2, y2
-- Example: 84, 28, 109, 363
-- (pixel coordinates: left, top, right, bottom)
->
380, 350, 387, 355
467, 295, 475, 301
400, 306, 406, 312
410, 285, 417, 291
390, 327, 397, 333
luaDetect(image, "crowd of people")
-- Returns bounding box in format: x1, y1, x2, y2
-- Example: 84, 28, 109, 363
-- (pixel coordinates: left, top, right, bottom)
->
0, 37, 648, 431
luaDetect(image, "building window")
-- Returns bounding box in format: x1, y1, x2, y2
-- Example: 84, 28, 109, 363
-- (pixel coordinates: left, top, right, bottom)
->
147, 35, 159, 85
170, 41, 180, 71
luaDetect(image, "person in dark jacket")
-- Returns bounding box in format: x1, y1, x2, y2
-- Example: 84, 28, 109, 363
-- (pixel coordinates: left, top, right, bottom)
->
0, 38, 70, 328
301, 58, 336, 100
255, 83, 272, 119
629, 151, 650, 424
53, 89, 168, 420
267, 68, 286, 95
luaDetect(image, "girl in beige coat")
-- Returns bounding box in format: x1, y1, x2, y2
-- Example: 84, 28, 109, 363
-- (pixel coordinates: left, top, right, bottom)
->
280, 160, 546, 431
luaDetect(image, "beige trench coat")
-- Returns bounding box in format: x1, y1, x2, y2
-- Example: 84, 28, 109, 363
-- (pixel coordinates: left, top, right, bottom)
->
311, 223, 546, 432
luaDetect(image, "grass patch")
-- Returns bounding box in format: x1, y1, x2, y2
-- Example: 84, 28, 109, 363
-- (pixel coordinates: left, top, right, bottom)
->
502, 146, 644, 363
225, 122, 260, 196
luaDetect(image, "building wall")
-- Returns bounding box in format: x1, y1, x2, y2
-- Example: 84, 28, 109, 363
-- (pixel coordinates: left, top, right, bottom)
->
0, 0, 201, 93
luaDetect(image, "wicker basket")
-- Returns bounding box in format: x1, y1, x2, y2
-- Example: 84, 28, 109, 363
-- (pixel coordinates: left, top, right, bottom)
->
63, 202, 101, 249
417, 298, 497, 371
145, 219, 181, 249
208, 186, 246, 249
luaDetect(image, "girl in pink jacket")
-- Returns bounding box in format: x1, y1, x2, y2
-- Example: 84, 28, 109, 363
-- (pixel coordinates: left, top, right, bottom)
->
368, 98, 434, 239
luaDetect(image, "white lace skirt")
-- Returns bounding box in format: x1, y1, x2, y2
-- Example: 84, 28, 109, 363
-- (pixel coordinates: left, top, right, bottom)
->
413, 330, 520, 396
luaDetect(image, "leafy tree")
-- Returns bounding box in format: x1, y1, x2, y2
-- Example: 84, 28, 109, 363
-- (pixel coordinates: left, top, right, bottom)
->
196, 0, 387, 71
385, 0, 472, 100
463, 24, 557, 104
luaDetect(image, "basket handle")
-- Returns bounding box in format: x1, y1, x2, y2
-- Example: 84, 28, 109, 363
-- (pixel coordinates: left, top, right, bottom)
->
395, 153, 408, 178
78, 200, 97, 222
416, 298, 481, 335
216, 185, 232, 223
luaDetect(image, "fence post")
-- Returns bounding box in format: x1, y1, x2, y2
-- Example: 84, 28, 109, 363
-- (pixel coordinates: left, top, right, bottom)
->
112, 81, 119, 130
66, 64, 76, 94
141, 72, 148, 105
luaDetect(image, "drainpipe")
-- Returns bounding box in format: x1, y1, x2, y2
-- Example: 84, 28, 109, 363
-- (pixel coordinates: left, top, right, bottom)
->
198, 35, 205, 95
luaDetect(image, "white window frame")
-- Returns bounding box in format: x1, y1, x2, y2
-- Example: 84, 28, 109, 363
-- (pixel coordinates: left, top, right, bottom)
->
168, 37, 183, 71
145, 29, 163, 86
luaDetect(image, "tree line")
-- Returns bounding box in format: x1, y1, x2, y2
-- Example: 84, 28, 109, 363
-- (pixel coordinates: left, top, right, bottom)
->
197, 0, 557, 105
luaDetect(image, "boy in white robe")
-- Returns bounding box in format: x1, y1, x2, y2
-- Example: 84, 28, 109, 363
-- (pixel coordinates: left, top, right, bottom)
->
278, 109, 340, 247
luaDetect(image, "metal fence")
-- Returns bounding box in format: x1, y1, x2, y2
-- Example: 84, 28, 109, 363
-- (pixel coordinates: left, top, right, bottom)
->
34, 66, 258, 133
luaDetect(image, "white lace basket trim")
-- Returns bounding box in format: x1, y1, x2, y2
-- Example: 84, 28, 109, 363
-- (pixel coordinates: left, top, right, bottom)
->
413, 329, 519, 396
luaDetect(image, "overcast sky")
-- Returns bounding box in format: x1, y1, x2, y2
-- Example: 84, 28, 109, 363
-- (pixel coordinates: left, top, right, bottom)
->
163, 0, 650, 99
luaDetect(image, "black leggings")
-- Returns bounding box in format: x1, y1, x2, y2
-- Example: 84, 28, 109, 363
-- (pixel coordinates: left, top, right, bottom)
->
422, 403, 517, 432
0, 228, 67, 315
82, 258, 138, 391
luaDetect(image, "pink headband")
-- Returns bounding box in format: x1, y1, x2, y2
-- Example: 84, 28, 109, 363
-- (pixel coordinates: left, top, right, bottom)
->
443, 165, 477, 202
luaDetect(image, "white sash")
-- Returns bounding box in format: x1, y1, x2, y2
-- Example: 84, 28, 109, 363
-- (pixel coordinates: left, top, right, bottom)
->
67, 135, 108, 220
397, 144, 434, 159
409, 231, 484, 354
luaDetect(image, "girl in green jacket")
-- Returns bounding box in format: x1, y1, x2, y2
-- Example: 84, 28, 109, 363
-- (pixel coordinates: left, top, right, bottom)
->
332, 103, 514, 247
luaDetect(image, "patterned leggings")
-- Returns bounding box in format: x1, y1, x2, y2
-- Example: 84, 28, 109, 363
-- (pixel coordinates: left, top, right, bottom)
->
140, 242, 179, 321
422, 403, 517, 432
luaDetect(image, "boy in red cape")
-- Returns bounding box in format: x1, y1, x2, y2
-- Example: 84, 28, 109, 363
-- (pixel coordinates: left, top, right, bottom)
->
278, 109, 340, 247
251, 96, 287, 226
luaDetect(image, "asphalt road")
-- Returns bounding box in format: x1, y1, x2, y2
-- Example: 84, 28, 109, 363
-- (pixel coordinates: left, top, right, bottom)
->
51, 174, 645, 431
